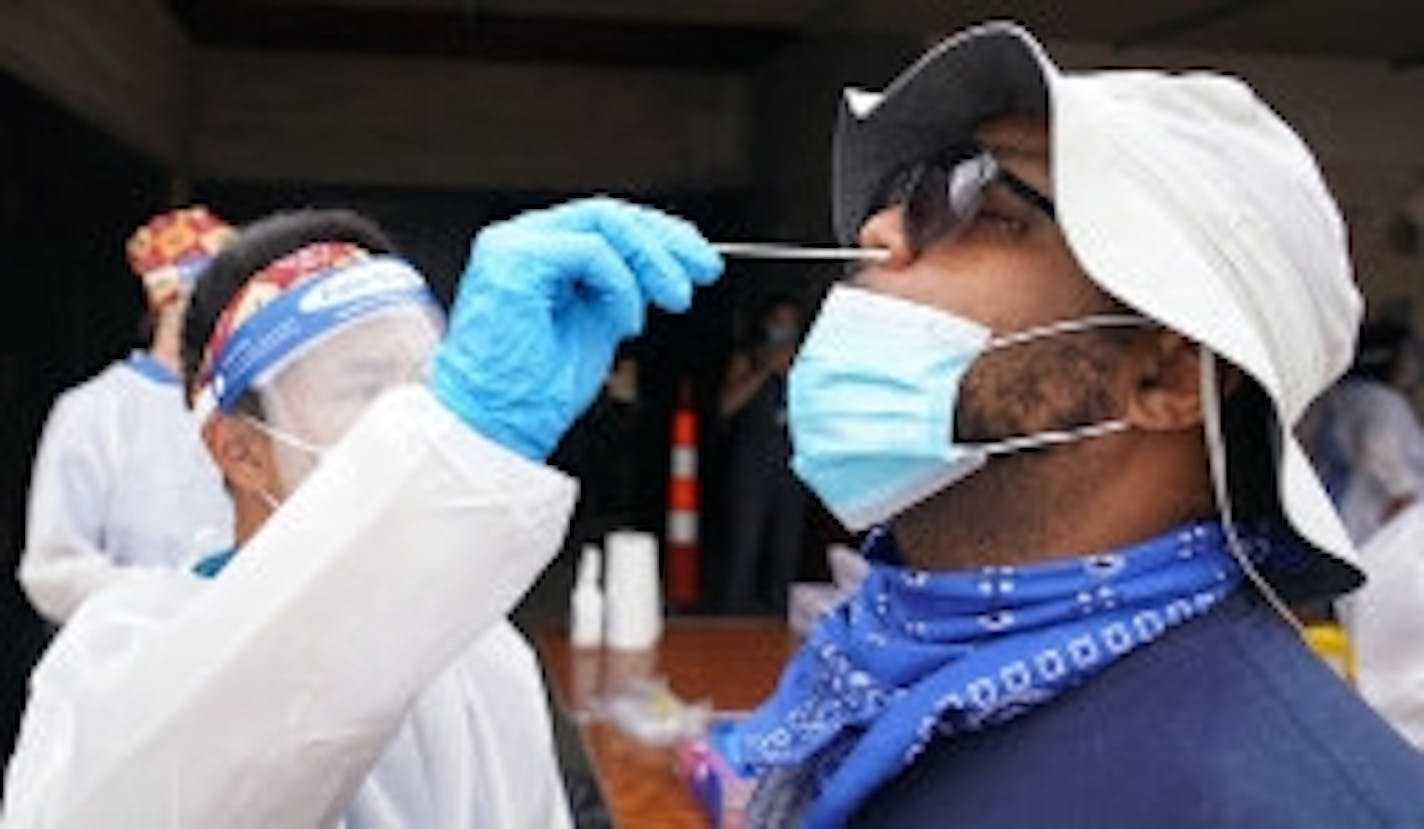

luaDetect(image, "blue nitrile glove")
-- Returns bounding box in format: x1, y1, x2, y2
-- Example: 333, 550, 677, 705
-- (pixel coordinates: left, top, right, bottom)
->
430, 197, 723, 459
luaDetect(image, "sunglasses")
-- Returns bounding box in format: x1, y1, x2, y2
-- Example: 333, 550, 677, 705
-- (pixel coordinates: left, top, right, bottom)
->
879, 149, 1057, 254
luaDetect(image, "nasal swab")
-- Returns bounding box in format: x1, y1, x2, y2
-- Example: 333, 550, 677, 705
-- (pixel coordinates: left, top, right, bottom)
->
713, 242, 890, 262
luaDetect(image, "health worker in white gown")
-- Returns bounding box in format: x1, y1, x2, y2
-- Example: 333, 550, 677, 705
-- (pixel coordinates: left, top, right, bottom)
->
2, 200, 723, 827
19, 207, 235, 624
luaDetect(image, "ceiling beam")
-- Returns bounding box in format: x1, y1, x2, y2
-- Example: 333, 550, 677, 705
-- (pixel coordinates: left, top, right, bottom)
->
1113, 0, 1264, 51
166, 2, 798, 71
1391, 50, 1424, 71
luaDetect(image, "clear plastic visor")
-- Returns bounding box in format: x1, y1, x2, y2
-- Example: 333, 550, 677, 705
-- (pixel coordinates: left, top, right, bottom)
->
251, 303, 444, 490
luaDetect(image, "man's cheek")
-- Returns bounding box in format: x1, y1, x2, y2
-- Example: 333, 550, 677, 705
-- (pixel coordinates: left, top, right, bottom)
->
953, 359, 1024, 442
955, 346, 1119, 442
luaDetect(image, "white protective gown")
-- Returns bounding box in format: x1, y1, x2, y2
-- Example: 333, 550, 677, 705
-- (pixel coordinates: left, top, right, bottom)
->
1337, 501, 1424, 750
19, 356, 233, 623
3, 385, 577, 828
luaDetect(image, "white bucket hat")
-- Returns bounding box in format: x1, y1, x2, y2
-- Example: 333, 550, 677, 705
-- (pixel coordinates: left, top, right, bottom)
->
833, 21, 1364, 597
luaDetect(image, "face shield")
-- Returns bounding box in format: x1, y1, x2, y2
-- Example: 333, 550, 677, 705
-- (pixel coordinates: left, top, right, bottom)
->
251, 304, 442, 491
194, 249, 444, 497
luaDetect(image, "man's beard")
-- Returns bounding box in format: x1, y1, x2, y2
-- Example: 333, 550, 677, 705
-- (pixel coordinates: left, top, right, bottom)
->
893, 332, 1131, 570
954, 332, 1125, 444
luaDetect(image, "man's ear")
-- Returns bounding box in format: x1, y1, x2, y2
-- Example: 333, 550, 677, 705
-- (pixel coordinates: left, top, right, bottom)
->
201, 415, 276, 496
1123, 330, 1216, 432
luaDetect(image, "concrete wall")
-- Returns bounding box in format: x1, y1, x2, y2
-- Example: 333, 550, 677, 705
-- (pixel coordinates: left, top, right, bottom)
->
0, 4, 748, 194
0, 0, 192, 169
2, 2, 1417, 319
194, 51, 747, 193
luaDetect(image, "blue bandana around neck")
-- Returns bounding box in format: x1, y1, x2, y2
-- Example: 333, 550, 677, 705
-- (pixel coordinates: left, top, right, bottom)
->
728, 520, 1305, 829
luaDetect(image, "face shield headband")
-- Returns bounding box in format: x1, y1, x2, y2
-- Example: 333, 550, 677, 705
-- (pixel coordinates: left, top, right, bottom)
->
192, 244, 439, 424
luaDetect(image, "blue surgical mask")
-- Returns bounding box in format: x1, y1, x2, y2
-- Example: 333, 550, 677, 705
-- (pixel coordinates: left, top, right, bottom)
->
788, 284, 1149, 530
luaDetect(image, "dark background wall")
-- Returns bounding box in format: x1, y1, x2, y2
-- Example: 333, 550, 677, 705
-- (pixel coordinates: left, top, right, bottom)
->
0, 72, 169, 772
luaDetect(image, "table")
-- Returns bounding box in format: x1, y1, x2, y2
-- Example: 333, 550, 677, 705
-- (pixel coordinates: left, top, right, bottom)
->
540, 619, 796, 828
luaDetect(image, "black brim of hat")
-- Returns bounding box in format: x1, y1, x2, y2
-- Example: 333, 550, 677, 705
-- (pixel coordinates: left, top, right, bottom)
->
832, 24, 1049, 244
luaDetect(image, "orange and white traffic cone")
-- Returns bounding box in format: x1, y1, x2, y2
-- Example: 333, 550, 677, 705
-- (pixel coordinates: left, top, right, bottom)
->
666, 380, 700, 610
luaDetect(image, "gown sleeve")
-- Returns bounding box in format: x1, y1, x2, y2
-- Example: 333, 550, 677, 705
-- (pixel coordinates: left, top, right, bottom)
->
3, 385, 578, 828
18, 386, 128, 624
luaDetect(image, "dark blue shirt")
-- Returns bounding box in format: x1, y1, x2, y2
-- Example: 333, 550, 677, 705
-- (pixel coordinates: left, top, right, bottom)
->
849, 592, 1424, 827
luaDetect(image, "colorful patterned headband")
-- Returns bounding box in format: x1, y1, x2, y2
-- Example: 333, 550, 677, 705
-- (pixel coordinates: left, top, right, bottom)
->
127, 206, 235, 307
193, 241, 438, 423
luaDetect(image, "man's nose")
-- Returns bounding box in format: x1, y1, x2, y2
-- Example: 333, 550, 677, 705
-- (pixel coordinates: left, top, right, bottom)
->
854, 206, 915, 282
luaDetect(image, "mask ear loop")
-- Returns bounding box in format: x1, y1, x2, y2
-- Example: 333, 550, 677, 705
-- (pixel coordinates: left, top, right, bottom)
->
235, 415, 302, 512
241, 413, 329, 459
985, 314, 1154, 350
257, 488, 282, 512
968, 314, 1156, 457
978, 419, 1129, 457
1199, 348, 1304, 635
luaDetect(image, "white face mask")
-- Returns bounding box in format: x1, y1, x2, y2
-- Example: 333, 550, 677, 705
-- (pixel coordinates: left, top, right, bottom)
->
242, 414, 330, 502
242, 414, 329, 460
239, 307, 442, 495
788, 284, 1151, 531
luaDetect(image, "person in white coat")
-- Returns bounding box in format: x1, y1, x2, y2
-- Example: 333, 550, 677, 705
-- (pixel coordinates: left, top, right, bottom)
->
1337, 501, 1424, 750
2, 200, 722, 827
1304, 319, 1424, 544
1311, 324, 1424, 749
19, 207, 235, 624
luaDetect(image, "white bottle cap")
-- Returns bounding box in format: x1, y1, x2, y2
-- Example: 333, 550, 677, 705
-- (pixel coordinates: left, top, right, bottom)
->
571, 544, 605, 648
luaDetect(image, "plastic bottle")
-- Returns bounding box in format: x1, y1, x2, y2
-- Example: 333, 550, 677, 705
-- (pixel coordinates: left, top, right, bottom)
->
570, 544, 605, 648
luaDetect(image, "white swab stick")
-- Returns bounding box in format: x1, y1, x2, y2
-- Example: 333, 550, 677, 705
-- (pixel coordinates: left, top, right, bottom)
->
713, 242, 890, 262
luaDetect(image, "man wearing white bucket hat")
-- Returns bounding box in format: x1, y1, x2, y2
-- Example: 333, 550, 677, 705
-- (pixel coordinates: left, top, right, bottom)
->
3, 201, 722, 826
722, 21, 1424, 827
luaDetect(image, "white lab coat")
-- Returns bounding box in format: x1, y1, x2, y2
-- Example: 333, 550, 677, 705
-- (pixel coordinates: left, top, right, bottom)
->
3, 385, 577, 827
1337, 501, 1424, 750
19, 356, 232, 623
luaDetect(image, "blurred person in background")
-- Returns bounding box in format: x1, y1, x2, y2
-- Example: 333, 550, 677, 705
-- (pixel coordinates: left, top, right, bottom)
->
18, 207, 234, 624
1307, 320, 1424, 750
1304, 318, 1424, 544
554, 347, 649, 540
719, 295, 809, 613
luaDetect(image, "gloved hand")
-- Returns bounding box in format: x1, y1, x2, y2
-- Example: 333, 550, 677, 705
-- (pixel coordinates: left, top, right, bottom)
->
431, 197, 722, 459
